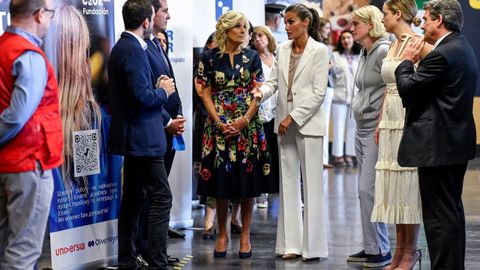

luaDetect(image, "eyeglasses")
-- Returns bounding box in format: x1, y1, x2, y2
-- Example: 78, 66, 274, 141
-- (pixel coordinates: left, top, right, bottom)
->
33, 7, 55, 19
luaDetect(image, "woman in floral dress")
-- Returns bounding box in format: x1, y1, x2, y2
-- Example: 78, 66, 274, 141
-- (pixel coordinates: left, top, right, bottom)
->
196, 10, 276, 259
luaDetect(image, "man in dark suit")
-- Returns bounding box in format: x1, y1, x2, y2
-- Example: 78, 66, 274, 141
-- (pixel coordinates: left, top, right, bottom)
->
145, 0, 186, 242
395, 0, 478, 269
147, 0, 185, 175
107, 1, 176, 269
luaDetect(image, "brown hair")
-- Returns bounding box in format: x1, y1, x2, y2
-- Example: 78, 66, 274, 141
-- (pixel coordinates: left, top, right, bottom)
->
285, 4, 321, 42
9, 0, 46, 17
253, 26, 277, 53
385, 0, 421, 27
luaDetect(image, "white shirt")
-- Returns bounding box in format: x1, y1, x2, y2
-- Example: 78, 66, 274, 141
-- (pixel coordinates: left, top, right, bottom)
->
258, 61, 278, 123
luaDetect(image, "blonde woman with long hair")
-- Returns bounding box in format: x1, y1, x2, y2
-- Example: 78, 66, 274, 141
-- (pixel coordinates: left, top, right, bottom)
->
196, 10, 276, 259
45, 4, 101, 189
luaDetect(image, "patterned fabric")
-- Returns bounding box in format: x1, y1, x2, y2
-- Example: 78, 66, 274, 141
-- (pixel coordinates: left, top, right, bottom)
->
196, 48, 277, 199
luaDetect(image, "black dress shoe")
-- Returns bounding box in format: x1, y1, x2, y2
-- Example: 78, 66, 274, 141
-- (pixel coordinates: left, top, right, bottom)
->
167, 255, 180, 266
168, 227, 185, 238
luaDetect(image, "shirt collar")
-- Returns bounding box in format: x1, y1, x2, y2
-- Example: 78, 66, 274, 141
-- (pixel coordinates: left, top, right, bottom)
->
6, 26, 43, 47
125, 31, 148, 50
432, 32, 452, 50
149, 34, 159, 49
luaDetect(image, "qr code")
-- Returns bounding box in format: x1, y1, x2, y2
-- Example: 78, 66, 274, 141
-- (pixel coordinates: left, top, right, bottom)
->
72, 129, 100, 177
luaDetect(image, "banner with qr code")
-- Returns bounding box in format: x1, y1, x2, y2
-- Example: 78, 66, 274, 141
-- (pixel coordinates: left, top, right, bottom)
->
49, 108, 122, 269
73, 129, 101, 177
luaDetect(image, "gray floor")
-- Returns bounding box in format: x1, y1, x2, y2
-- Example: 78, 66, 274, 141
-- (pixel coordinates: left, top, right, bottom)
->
39, 158, 480, 269
165, 158, 480, 270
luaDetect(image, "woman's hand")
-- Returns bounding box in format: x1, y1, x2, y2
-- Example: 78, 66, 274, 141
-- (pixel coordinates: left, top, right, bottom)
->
278, 115, 293, 136
230, 117, 249, 132
218, 123, 240, 140
374, 126, 380, 145
252, 87, 263, 103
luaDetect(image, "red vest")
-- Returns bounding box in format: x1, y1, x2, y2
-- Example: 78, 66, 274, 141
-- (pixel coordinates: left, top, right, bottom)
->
0, 32, 63, 173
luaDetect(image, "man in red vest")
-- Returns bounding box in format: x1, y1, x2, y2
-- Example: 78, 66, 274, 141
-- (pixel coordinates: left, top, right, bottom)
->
0, 0, 62, 269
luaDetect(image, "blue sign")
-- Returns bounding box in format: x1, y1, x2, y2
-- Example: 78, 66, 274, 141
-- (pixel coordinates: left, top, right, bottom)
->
215, 0, 232, 20
49, 109, 122, 232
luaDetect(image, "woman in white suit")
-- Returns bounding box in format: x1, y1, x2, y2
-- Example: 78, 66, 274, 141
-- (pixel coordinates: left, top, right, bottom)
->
254, 3, 329, 261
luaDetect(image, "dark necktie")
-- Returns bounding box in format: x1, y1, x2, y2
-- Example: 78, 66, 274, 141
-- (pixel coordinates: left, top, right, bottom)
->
152, 37, 170, 74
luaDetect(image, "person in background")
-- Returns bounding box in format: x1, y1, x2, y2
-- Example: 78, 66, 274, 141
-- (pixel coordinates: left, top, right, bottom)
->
395, 0, 478, 268
156, 30, 168, 52
0, 0, 62, 269
265, 2, 287, 43
318, 17, 335, 169
347, 5, 392, 268
371, 1, 432, 269
44, 4, 102, 191
255, 3, 329, 261
196, 10, 276, 259
107, 0, 176, 269
331, 30, 361, 167
252, 25, 279, 209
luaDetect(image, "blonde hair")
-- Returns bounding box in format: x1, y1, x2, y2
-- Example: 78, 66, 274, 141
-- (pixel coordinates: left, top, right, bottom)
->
353, 5, 387, 39
385, 0, 421, 27
253, 26, 277, 53
215, 10, 249, 55
44, 5, 101, 189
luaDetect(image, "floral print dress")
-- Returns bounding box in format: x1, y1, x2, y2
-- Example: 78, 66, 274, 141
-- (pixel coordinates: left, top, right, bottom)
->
196, 48, 277, 199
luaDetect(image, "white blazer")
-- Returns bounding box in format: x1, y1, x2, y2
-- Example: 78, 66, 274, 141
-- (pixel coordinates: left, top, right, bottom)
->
260, 37, 329, 136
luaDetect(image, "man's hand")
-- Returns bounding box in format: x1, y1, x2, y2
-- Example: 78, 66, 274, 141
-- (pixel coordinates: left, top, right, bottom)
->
166, 115, 186, 135
374, 126, 380, 145
156, 75, 176, 96
400, 37, 425, 64
278, 115, 293, 136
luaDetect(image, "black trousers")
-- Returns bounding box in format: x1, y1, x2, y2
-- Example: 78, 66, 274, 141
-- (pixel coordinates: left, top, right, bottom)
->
136, 134, 176, 260
119, 156, 172, 270
418, 163, 468, 270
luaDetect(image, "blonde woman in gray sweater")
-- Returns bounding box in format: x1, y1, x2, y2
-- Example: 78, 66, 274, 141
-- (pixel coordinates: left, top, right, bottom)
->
347, 5, 392, 268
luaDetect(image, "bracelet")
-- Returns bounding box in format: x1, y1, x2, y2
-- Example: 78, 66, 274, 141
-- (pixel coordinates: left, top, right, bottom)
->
215, 121, 222, 129
243, 116, 250, 124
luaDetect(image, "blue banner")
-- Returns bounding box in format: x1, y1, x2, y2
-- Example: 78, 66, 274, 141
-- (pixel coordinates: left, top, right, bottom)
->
216, 0, 232, 20
49, 108, 122, 232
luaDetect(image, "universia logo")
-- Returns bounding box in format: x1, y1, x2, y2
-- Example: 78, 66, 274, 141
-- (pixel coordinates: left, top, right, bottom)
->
55, 242, 85, 256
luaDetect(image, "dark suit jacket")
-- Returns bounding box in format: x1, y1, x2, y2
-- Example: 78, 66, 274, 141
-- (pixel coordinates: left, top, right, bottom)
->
395, 32, 478, 167
107, 32, 169, 157
145, 37, 182, 124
